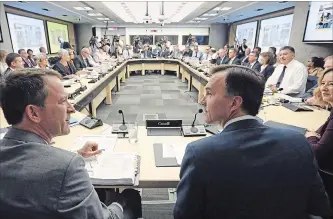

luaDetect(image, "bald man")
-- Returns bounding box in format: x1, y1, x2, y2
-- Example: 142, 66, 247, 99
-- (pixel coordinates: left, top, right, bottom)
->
73, 47, 93, 70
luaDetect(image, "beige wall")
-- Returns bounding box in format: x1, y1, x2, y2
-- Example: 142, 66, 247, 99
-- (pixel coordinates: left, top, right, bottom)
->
1, 5, 76, 53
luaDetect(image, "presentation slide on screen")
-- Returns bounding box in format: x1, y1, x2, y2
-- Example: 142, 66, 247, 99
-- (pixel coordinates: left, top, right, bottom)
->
257, 14, 294, 52
303, 1, 333, 43
47, 21, 69, 54
236, 21, 258, 50
7, 13, 48, 54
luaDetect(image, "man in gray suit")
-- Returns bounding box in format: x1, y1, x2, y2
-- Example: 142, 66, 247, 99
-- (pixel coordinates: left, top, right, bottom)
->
0, 68, 141, 219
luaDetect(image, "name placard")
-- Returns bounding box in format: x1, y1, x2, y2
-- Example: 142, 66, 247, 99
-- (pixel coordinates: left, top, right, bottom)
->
146, 119, 182, 128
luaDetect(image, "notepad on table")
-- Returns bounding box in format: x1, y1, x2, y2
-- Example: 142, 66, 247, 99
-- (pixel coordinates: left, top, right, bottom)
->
264, 120, 307, 135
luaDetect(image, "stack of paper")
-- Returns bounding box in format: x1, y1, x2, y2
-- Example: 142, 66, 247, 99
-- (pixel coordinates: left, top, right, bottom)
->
86, 152, 140, 186
162, 144, 187, 165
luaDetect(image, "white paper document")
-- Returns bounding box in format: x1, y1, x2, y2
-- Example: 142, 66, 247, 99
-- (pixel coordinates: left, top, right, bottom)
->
162, 143, 187, 165
173, 145, 187, 165
85, 152, 138, 181
72, 135, 118, 152
162, 144, 176, 158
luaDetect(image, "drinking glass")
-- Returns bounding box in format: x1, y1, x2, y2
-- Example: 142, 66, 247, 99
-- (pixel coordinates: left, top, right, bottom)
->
128, 123, 138, 144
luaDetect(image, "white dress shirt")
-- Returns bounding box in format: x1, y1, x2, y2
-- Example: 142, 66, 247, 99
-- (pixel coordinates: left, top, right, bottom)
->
265, 59, 308, 97
0, 62, 8, 76
201, 53, 212, 61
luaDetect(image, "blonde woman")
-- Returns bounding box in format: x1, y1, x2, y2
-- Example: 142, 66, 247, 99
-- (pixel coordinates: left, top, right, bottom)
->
0, 50, 8, 75
306, 68, 333, 172
35, 53, 49, 69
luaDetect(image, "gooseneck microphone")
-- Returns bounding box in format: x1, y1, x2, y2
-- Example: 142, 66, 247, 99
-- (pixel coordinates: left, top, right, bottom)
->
118, 110, 127, 130
190, 109, 203, 133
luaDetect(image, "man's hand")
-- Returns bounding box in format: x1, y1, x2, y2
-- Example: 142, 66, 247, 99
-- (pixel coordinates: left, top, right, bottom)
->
270, 86, 278, 93
77, 141, 102, 158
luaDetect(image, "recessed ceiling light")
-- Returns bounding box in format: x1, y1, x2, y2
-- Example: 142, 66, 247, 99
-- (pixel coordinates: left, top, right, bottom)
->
42, 8, 49, 11
97, 17, 110, 20
193, 17, 208, 21
256, 8, 263, 11
18, 1, 26, 3
62, 15, 67, 17
73, 6, 93, 11
203, 13, 216, 17
214, 7, 232, 11
103, 21, 115, 23
279, 1, 288, 3
88, 13, 102, 16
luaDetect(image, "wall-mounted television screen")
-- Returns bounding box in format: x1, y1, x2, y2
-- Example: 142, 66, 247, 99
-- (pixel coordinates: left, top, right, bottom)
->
46, 21, 69, 54
7, 13, 48, 54
303, 1, 333, 43
235, 21, 258, 50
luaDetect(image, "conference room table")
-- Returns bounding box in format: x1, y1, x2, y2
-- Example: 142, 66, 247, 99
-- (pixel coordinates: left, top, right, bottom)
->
0, 58, 331, 189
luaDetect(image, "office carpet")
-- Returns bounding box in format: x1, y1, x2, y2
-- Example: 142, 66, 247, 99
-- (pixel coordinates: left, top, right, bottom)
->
96, 73, 202, 219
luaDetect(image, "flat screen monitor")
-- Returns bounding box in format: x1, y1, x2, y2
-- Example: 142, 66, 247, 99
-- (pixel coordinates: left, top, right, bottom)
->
236, 21, 258, 50
257, 14, 294, 52
303, 1, 333, 43
46, 21, 69, 54
6, 13, 48, 54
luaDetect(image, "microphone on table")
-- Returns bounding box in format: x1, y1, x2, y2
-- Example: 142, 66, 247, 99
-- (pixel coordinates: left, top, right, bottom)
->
71, 103, 103, 129
112, 110, 129, 134
190, 109, 203, 133
182, 109, 206, 137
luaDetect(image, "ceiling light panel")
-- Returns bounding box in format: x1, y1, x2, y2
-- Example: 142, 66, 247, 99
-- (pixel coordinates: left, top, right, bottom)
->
97, 17, 110, 20
193, 17, 208, 21
203, 13, 217, 17
103, 2, 203, 23
73, 6, 93, 11
214, 7, 232, 11
88, 13, 103, 16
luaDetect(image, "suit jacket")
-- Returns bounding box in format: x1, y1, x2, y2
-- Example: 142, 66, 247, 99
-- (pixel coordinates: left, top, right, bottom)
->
241, 56, 249, 65
228, 57, 241, 65
261, 64, 275, 81
22, 58, 33, 68
246, 61, 262, 72
216, 56, 230, 65
191, 50, 203, 59
308, 109, 333, 172
183, 50, 193, 57
0, 128, 123, 219
73, 55, 93, 70
52, 61, 77, 77
174, 119, 331, 219
28, 57, 37, 67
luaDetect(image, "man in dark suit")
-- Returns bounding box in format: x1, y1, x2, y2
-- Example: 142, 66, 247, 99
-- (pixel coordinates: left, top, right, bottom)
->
18, 49, 33, 68
73, 47, 94, 70
174, 65, 331, 219
227, 48, 241, 65
245, 51, 261, 72
3, 53, 24, 76
0, 68, 142, 219
241, 47, 251, 65
216, 48, 229, 65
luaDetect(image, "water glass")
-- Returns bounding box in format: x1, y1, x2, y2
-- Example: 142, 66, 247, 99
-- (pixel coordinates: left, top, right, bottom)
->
128, 123, 138, 144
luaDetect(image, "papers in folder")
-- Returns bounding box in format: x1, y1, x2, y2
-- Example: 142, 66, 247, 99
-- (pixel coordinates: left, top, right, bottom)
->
86, 152, 140, 186
72, 135, 117, 152
162, 144, 187, 165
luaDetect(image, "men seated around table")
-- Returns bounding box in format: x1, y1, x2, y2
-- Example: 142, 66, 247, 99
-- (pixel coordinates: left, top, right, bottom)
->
73, 47, 94, 70
53, 49, 86, 78
0, 68, 142, 219
3, 53, 24, 75
0, 50, 8, 76
122, 44, 133, 59
305, 68, 333, 173
253, 46, 262, 62
201, 46, 212, 61
27, 49, 37, 67
18, 49, 34, 68
227, 48, 241, 65
34, 53, 49, 69
307, 56, 325, 77
174, 65, 331, 219
266, 46, 308, 97
142, 45, 152, 58
183, 46, 193, 57
170, 45, 181, 59
241, 47, 251, 64
216, 48, 230, 65
191, 45, 203, 59
245, 51, 261, 72
259, 52, 275, 81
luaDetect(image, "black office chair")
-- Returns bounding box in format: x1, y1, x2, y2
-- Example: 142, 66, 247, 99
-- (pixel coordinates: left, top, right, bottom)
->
319, 169, 333, 216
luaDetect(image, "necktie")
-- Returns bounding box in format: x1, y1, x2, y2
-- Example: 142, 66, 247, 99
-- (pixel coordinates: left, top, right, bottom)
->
195, 52, 197, 58
276, 66, 287, 88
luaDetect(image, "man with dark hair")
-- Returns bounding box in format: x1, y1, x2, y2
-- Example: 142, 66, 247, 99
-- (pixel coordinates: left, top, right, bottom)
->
266, 46, 308, 97
174, 65, 331, 219
27, 49, 37, 67
39, 46, 47, 54
245, 51, 261, 72
253, 46, 262, 54
0, 68, 142, 219
18, 49, 33, 68
227, 48, 241, 65
3, 53, 24, 75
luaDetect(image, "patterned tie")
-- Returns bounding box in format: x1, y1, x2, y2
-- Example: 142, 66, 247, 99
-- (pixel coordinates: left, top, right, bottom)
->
276, 66, 287, 88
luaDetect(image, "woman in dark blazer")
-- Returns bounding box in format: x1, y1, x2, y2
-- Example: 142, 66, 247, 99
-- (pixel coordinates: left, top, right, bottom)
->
259, 52, 275, 81
306, 68, 333, 172
52, 49, 78, 78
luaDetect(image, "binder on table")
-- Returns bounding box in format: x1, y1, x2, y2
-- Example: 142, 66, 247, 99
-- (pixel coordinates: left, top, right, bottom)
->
85, 152, 141, 186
